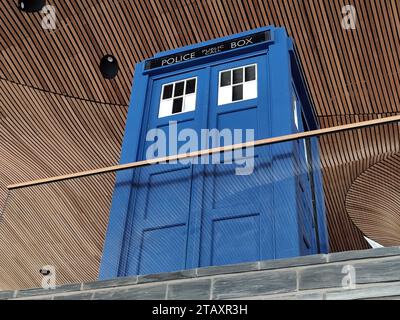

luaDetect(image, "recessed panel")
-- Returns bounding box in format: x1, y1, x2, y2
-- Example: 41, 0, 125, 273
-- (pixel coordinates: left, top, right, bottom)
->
211, 215, 260, 266
138, 225, 187, 274
145, 167, 192, 221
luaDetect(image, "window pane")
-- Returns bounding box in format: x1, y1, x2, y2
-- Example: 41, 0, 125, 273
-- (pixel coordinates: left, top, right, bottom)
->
233, 68, 243, 84
220, 71, 231, 87
159, 99, 173, 118
243, 81, 257, 101
232, 85, 243, 101
218, 86, 232, 106
162, 84, 173, 100
185, 79, 196, 94
245, 66, 256, 82
184, 94, 196, 112
172, 97, 183, 114
174, 81, 185, 97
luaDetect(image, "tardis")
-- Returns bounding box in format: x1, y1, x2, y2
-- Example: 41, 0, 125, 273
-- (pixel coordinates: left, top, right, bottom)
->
99, 26, 329, 280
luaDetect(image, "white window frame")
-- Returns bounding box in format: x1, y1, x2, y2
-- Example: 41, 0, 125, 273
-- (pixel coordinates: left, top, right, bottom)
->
159, 77, 197, 118
218, 64, 258, 106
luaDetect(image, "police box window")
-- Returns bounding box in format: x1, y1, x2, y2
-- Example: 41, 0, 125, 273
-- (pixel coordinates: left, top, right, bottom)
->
218, 64, 257, 106
159, 78, 197, 118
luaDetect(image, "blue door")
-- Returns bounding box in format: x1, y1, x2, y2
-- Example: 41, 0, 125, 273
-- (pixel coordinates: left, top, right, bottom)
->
199, 55, 274, 266
124, 54, 274, 276
123, 67, 209, 275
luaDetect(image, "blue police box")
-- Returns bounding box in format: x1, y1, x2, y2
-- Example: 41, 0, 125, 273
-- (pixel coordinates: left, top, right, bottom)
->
99, 26, 329, 280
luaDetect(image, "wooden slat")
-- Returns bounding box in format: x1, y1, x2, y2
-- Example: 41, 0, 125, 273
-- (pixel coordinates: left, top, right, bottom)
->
1, 0, 400, 290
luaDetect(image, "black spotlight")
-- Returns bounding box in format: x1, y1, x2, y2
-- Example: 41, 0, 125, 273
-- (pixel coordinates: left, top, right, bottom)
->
18, 0, 46, 12
100, 54, 119, 80
39, 268, 51, 276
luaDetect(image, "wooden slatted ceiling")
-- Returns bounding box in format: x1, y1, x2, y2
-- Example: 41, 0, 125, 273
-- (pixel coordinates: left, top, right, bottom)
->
1, 0, 400, 289
346, 153, 400, 246
319, 122, 400, 251
0, 174, 115, 288
2, 0, 400, 114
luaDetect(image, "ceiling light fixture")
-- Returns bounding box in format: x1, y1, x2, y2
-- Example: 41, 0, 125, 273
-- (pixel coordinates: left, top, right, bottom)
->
18, 0, 46, 12
39, 268, 51, 276
100, 54, 119, 80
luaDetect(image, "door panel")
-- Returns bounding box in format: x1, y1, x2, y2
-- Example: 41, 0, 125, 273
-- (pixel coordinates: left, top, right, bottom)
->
125, 69, 208, 275
138, 224, 188, 274
211, 214, 260, 266
200, 55, 274, 267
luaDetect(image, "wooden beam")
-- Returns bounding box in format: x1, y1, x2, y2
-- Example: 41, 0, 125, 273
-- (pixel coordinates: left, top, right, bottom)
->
7, 115, 400, 190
